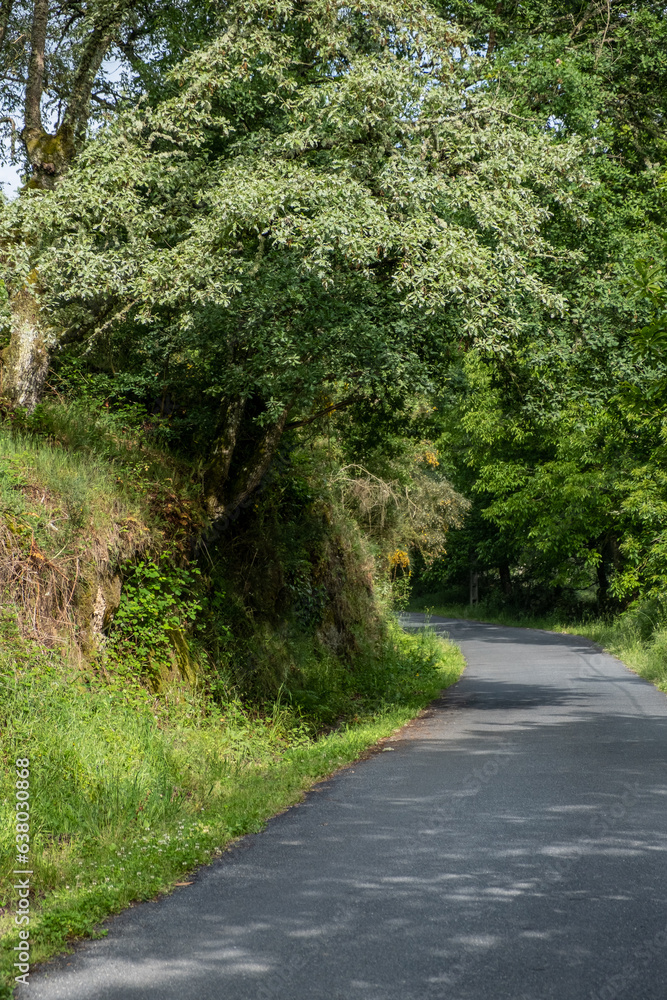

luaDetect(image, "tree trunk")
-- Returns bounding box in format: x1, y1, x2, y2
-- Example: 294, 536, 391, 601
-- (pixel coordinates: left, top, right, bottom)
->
2, 1, 137, 407
499, 561, 512, 597
1, 289, 50, 410
61, 6, 129, 144
203, 405, 291, 542
226, 407, 290, 517
204, 398, 246, 519
470, 567, 479, 606
0, 0, 14, 56
487, 3, 502, 58
23, 125, 77, 189
21, 0, 129, 188
20, 0, 58, 189
596, 558, 609, 605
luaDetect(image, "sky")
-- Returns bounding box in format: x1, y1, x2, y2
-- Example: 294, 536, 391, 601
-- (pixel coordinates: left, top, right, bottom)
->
0, 161, 22, 198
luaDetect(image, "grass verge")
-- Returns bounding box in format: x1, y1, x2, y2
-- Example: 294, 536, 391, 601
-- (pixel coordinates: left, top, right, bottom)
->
0, 618, 464, 999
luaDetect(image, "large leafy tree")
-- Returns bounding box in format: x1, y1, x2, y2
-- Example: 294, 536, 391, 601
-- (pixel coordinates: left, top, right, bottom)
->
1, 0, 585, 525
0, 0, 222, 412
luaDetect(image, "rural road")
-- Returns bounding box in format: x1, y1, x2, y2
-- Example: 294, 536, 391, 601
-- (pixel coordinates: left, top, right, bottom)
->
23, 615, 667, 1000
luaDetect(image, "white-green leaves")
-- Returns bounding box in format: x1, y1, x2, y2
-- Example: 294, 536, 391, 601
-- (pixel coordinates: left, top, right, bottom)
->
1, 0, 586, 413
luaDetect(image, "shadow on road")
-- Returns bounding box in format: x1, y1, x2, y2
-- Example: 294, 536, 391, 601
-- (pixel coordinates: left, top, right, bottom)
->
25, 619, 667, 1000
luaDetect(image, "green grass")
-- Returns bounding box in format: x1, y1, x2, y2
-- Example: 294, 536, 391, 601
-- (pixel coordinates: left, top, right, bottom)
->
0, 401, 467, 995
0, 403, 207, 654
410, 597, 564, 631
0, 402, 203, 552
0, 613, 464, 998
0, 421, 143, 558
410, 596, 667, 694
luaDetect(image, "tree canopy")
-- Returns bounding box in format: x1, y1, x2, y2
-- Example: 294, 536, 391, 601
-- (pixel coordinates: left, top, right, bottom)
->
416, 0, 667, 611
0, 0, 219, 185
2, 0, 585, 526
1, 0, 666, 615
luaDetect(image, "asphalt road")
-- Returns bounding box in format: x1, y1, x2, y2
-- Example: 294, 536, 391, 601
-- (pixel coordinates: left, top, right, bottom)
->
23, 615, 667, 1000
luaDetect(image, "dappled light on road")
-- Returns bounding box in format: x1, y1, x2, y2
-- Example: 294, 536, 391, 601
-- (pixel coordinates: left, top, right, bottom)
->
25, 617, 667, 1000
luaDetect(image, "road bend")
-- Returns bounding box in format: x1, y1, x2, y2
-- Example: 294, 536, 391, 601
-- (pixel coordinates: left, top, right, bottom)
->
23, 615, 667, 999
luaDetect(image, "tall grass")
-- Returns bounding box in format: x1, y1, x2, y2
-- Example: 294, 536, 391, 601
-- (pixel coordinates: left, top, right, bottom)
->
0, 400, 467, 995
0, 420, 144, 555
25, 400, 200, 506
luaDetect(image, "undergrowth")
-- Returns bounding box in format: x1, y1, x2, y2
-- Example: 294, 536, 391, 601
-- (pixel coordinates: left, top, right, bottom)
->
0, 401, 468, 997
0, 420, 142, 557
0, 403, 204, 648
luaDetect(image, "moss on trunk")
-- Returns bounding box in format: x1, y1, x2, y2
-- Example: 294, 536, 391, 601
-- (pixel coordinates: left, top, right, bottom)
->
1, 289, 51, 411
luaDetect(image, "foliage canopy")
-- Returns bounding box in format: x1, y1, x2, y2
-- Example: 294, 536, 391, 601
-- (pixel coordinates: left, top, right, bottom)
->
2, 0, 585, 525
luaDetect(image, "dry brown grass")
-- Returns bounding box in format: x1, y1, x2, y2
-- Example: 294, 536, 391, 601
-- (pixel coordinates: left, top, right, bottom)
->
333, 453, 470, 567
0, 424, 159, 650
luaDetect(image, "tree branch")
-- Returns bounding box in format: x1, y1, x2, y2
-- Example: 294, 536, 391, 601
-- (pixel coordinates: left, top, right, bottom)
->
117, 37, 148, 74
205, 397, 246, 510
24, 0, 49, 137
227, 407, 291, 513
207, 406, 292, 529
90, 92, 118, 111
285, 396, 359, 429
486, 3, 502, 60
0, 114, 17, 157
61, 3, 132, 139
595, 0, 612, 69
569, 1, 600, 40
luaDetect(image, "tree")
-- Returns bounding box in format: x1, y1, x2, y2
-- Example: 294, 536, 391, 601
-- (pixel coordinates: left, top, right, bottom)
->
0, 0, 220, 187
412, 2, 667, 611
0, 0, 222, 410
1, 0, 585, 525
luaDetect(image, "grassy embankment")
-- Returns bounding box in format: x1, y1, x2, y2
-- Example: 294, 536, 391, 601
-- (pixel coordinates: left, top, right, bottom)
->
0, 405, 465, 998
410, 596, 667, 693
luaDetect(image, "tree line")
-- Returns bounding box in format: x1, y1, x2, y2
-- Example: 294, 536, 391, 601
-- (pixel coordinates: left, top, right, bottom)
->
1, 0, 666, 616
